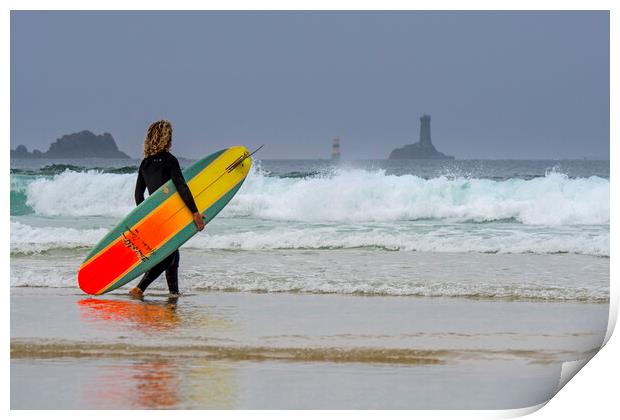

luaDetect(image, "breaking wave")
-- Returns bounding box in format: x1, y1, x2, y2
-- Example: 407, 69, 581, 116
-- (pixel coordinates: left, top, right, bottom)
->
11, 168, 610, 225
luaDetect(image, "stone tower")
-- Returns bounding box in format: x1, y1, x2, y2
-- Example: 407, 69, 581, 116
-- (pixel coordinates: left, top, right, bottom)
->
388, 113, 453, 159
419, 115, 432, 147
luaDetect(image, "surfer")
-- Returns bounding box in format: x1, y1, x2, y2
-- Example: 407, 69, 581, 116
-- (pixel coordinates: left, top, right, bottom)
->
129, 120, 205, 299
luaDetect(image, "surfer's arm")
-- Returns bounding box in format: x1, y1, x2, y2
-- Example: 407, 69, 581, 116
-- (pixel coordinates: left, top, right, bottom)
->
134, 167, 146, 206
168, 156, 199, 214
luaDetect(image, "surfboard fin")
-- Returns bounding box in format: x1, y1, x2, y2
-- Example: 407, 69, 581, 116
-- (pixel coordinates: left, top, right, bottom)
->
226, 144, 264, 173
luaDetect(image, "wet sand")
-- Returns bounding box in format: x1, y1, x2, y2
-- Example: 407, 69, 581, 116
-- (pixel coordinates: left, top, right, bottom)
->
10, 288, 608, 409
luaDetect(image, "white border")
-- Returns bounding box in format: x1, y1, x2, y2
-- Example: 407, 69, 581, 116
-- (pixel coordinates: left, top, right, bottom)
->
4, 2, 616, 419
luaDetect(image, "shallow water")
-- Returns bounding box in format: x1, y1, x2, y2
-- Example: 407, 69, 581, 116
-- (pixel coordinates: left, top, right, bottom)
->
11, 249, 610, 302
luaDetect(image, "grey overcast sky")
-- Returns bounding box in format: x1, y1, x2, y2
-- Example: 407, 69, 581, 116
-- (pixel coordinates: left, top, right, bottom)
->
11, 11, 609, 160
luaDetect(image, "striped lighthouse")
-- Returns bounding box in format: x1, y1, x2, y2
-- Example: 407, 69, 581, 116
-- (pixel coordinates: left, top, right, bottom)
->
332, 138, 341, 160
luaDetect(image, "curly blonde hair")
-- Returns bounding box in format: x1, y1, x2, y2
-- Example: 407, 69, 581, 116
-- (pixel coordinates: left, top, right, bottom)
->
144, 120, 172, 157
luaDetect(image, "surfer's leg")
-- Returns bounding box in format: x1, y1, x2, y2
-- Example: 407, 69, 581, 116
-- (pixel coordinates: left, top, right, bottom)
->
137, 253, 176, 293
165, 250, 180, 295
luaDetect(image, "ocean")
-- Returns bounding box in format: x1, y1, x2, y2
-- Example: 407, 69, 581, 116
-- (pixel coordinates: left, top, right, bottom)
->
10, 157, 609, 301
10, 156, 610, 409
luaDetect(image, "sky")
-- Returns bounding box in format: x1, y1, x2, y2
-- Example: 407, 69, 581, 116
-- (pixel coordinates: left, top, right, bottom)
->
10, 11, 609, 160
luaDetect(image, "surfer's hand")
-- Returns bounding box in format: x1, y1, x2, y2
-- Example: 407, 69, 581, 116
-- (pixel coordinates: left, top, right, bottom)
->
193, 212, 205, 231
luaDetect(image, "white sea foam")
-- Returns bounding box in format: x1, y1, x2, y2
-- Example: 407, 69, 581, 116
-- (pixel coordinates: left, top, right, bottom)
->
182, 276, 609, 302
184, 228, 610, 256
19, 168, 609, 225
10, 221, 108, 254
24, 171, 136, 217
10, 248, 609, 302
9, 220, 609, 257
225, 168, 609, 225
11, 165, 609, 299
11, 168, 609, 257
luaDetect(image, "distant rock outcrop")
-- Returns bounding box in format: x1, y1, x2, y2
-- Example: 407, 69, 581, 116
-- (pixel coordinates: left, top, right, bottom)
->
11, 131, 131, 159
12, 145, 30, 158
389, 115, 454, 160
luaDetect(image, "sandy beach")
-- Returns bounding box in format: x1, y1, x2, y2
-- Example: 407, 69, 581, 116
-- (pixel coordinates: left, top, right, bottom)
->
11, 286, 608, 409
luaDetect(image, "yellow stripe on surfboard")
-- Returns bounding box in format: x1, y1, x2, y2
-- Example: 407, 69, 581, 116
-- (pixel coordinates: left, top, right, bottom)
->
80, 147, 251, 294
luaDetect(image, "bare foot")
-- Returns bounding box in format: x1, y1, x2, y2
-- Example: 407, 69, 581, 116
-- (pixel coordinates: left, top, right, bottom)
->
129, 287, 143, 300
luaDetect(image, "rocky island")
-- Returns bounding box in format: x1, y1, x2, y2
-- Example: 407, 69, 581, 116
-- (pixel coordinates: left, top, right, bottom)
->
389, 115, 454, 159
11, 130, 131, 159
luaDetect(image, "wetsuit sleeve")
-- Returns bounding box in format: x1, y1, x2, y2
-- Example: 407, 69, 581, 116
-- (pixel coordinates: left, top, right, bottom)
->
134, 162, 147, 206
168, 155, 199, 214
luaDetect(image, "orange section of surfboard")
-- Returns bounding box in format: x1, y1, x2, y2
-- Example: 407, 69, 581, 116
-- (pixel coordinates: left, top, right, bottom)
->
77, 146, 251, 295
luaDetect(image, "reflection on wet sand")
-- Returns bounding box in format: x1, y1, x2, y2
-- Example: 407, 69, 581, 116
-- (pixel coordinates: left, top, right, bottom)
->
78, 297, 182, 408
185, 360, 236, 409
84, 359, 181, 409
77, 297, 180, 333
130, 360, 181, 408
76, 295, 237, 335
79, 357, 238, 409
75, 296, 237, 408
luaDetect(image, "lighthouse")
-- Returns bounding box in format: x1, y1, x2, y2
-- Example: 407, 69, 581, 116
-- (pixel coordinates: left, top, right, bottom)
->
331, 138, 341, 160
419, 114, 432, 147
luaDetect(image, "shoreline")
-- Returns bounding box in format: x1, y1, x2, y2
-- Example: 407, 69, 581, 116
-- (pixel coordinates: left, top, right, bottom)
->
10, 249, 610, 302
9, 284, 612, 304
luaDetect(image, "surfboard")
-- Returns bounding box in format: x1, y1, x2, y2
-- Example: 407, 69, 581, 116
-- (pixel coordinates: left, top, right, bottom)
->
78, 146, 253, 295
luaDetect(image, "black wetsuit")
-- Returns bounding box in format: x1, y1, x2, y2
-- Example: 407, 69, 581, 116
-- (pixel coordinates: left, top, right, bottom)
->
134, 151, 198, 293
